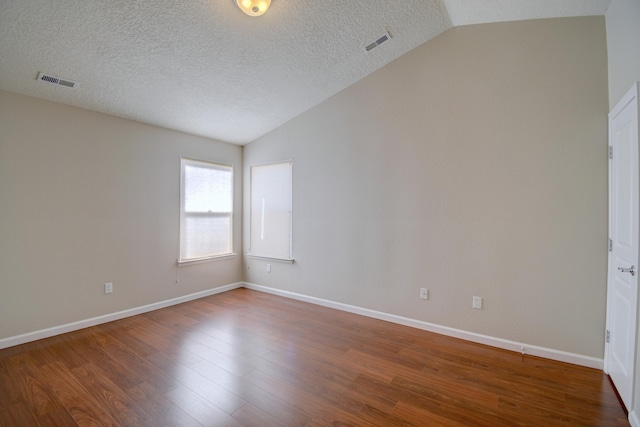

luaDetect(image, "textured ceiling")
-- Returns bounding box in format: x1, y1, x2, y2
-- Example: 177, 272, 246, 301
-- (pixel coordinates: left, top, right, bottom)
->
0, 0, 610, 145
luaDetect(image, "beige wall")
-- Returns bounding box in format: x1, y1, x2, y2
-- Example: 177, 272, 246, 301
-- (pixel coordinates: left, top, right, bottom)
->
606, 0, 640, 419
606, 0, 640, 109
0, 90, 243, 340
244, 17, 609, 358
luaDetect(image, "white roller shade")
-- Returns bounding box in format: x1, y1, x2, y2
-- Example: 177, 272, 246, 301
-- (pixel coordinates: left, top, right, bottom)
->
249, 161, 292, 260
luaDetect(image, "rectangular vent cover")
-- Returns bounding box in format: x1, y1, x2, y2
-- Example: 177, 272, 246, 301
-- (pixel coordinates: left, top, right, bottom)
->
364, 31, 391, 53
37, 72, 78, 89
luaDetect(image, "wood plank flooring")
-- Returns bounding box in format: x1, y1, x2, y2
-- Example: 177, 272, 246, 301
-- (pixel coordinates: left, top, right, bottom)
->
0, 288, 629, 426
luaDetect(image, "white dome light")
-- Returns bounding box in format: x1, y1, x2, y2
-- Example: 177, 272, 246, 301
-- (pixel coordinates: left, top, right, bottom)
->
235, 0, 271, 17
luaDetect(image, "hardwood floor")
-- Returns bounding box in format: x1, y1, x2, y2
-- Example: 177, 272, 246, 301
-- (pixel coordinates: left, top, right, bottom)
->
0, 288, 629, 426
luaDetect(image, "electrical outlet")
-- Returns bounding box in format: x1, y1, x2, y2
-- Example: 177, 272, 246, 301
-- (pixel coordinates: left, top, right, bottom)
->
266, 264, 271, 273
473, 296, 482, 309
420, 288, 428, 300
104, 282, 113, 294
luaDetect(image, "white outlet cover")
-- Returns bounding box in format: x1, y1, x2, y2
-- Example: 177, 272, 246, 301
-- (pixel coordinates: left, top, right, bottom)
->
473, 296, 482, 309
105, 282, 113, 294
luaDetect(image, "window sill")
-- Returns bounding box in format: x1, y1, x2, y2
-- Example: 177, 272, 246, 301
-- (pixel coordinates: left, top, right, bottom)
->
177, 253, 238, 266
246, 254, 295, 264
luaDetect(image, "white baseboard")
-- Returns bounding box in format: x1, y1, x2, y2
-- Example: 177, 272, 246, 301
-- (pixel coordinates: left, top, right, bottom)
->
243, 282, 604, 370
0, 282, 244, 350
0, 281, 605, 371
630, 410, 640, 427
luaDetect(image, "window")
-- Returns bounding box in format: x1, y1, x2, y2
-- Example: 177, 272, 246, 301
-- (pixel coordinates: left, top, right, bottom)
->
179, 158, 233, 263
249, 160, 293, 261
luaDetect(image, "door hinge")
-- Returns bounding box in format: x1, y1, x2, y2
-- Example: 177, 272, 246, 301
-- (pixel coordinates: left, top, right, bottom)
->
606, 330, 610, 343
609, 146, 613, 159
609, 238, 613, 252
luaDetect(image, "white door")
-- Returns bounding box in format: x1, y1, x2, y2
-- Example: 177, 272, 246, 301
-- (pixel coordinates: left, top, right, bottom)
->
606, 82, 640, 411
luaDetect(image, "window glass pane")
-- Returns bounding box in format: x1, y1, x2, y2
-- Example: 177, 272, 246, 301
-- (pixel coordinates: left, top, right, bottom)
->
182, 215, 232, 259
184, 165, 232, 213
180, 158, 233, 262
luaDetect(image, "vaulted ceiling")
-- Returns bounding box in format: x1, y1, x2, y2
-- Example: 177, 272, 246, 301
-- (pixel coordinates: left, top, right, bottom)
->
0, 0, 610, 145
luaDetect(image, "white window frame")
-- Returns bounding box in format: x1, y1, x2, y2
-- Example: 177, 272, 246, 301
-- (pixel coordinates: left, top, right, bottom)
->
179, 157, 234, 265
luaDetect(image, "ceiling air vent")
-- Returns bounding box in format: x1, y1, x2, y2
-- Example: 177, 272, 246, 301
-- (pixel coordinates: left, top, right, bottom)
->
364, 31, 392, 53
37, 72, 78, 89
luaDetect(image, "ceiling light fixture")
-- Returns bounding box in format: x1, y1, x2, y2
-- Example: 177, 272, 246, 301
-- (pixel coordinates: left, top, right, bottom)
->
235, 0, 271, 17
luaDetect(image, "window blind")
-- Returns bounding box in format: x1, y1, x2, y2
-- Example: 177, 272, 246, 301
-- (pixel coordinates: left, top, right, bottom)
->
180, 158, 233, 262
249, 161, 292, 260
